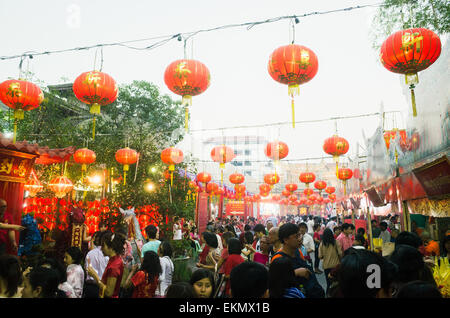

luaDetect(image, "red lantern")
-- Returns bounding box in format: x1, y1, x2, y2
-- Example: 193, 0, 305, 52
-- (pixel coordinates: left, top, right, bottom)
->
303, 188, 314, 196
259, 183, 271, 193
49, 176, 73, 198
268, 44, 318, 127
271, 194, 281, 201
229, 173, 245, 185
253, 194, 261, 201
207, 182, 219, 194
384, 129, 407, 151
314, 181, 327, 193
73, 71, 118, 140
197, 172, 212, 192
24, 178, 43, 197
115, 147, 138, 185
264, 173, 280, 186
0, 79, 44, 143
161, 147, 184, 185
73, 148, 96, 176
285, 183, 298, 192
216, 187, 225, 196
337, 168, 353, 195
282, 189, 292, 197
299, 172, 316, 188
211, 145, 235, 184
164, 59, 211, 130
260, 191, 270, 198
264, 141, 289, 161
325, 186, 335, 194
323, 135, 349, 176
328, 194, 336, 201
380, 28, 441, 116
289, 194, 297, 202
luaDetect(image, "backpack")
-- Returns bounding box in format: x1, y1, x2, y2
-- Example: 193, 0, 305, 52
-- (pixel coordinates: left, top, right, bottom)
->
272, 250, 325, 299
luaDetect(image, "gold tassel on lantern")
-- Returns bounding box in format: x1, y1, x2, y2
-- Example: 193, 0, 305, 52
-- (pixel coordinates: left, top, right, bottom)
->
123, 164, 129, 185
220, 163, 225, 186
288, 84, 300, 128
182, 95, 192, 132
169, 164, 175, 186
405, 73, 418, 117
90, 103, 101, 140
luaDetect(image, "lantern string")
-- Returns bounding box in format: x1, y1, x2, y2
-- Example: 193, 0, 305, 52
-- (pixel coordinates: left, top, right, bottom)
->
0, 3, 387, 61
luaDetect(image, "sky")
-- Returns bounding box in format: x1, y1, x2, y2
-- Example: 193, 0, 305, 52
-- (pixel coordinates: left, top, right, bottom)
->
0, 0, 418, 167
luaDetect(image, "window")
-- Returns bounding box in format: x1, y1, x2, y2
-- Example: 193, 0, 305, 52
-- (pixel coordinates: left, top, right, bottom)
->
245, 161, 251, 166
245, 171, 252, 176
232, 161, 243, 166
234, 150, 243, 155
245, 150, 251, 156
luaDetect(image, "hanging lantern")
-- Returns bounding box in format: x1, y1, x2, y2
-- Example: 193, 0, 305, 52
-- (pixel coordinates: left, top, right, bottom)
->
115, 147, 138, 185
164, 59, 211, 131
73, 71, 118, 140
196, 172, 212, 192
285, 183, 298, 192
73, 148, 96, 179
49, 176, 73, 198
380, 28, 441, 117
211, 145, 235, 185
234, 184, 246, 193
268, 44, 318, 127
264, 141, 289, 161
161, 147, 184, 186
289, 194, 297, 202
264, 173, 280, 187
24, 178, 43, 197
299, 172, 316, 188
260, 191, 270, 198
314, 180, 327, 194
303, 188, 314, 196
229, 173, 245, 185
282, 189, 292, 197
325, 186, 335, 195
317, 196, 324, 204
259, 183, 271, 193
337, 168, 353, 196
0, 79, 44, 143
323, 135, 349, 176
206, 182, 219, 194
328, 194, 336, 201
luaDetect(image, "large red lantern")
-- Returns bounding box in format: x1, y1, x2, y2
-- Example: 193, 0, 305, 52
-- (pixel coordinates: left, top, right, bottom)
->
303, 188, 314, 196
49, 176, 73, 198
314, 181, 327, 194
328, 194, 336, 201
259, 183, 271, 193
268, 44, 318, 127
0, 79, 44, 143
264, 173, 280, 187
115, 147, 139, 185
282, 189, 292, 197
264, 141, 289, 161
164, 59, 210, 130
323, 135, 349, 176
211, 145, 235, 184
229, 173, 245, 185
325, 186, 336, 195
337, 168, 353, 195
380, 28, 441, 117
73, 71, 118, 140
197, 172, 212, 192
161, 147, 184, 186
73, 148, 96, 178
299, 172, 316, 188
207, 182, 219, 194
285, 183, 298, 193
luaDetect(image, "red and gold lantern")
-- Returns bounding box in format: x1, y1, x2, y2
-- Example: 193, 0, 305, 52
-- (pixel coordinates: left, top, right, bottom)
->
299, 172, 316, 188
268, 44, 319, 127
325, 186, 336, 195
73, 71, 118, 140
264, 173, 280, 187
24, 178, 43, 197
197, 172, 212, 192
282, 189, 292, 197
115, 147, 138, 185
337, 168, 353, 196
49, 176, 73, 198
161, 147, 184, 186
259, 183, 271, 194
323, 135, 349, 176
285, 183, 298, 193
314, 180, 327, 194
211, 145, 235, 185
73, 148, 96, 179
0, 79, 44, 143
164, 59, 210, 130
380, 28, 441, 116
229, 173, 245, 185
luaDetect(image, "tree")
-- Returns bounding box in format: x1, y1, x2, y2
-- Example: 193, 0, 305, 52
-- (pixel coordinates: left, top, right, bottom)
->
370, 0, 449, 49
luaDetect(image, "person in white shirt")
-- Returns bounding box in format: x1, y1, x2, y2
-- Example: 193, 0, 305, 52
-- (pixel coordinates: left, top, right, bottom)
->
306, 216, 315, 236
64, 246, 85, 298
85, 231, 109, 282
298, 222, 315, 263
156, 241, 174, 297
326, 217, 337, 230
173, 217, 182, 240
379, 221, 391, 244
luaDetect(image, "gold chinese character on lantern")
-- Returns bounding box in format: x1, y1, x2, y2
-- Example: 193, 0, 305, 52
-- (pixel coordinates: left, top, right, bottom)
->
401, 32, 423, 53
0, 158, 14, 174
300, 50, 310, 64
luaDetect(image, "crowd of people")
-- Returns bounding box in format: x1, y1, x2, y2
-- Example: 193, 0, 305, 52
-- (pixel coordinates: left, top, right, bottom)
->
0, 200, 449, 298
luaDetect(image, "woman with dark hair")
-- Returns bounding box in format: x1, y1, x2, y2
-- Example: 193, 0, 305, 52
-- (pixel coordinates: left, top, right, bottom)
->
222, 238, 245, 297
189, 268, 215, 298
241, 231, 255, 261
21, 266, 66, 298
157, 241, 174, 297
165, 282, 197, 298
269, 257, 305, 298
196, 231, 220, 272
0, 254, 22, 297
396, 280, 442, 298
318, 228, 343, 293
87, 231, 126, 298
64, 246, 84, 298
39, 257, 75, 298
124, 250, 162, 298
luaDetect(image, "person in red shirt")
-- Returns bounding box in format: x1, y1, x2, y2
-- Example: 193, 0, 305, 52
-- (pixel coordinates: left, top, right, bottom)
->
87, 231, 125, 298
124, 250, 162, 298
222, 238, 245, 297
0, 199, 23, 255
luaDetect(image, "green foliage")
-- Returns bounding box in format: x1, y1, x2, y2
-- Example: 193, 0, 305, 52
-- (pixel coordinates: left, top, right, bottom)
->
371, 0, 450, 49
0, 79, 197, 232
